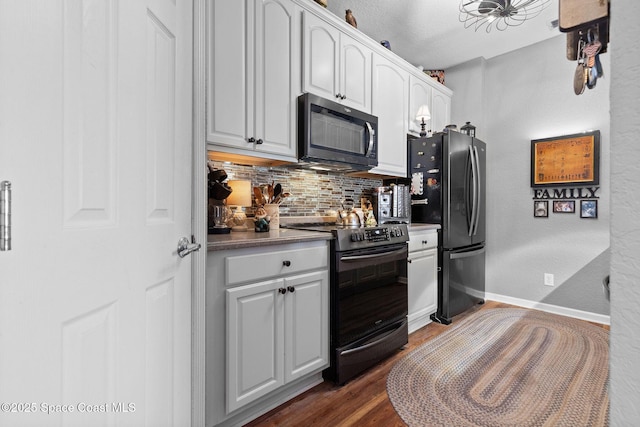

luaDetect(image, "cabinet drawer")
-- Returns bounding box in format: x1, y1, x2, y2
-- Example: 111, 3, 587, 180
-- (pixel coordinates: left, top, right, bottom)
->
226, 245, 328, 286
408, 231, 437, 252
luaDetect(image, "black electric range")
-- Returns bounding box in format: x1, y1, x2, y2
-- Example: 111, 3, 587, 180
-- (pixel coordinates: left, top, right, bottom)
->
283, 221, 410, 384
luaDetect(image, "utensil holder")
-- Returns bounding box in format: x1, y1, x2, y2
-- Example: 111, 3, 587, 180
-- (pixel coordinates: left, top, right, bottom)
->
264, 204, 279, 229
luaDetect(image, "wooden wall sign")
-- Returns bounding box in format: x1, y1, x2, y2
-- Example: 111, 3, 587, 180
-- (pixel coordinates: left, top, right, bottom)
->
531, 130, 600, 188
559, 0, 609, 33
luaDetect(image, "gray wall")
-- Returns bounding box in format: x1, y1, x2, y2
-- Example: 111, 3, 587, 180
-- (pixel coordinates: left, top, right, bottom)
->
446, 35, 610, 315
609, 0, 640, 422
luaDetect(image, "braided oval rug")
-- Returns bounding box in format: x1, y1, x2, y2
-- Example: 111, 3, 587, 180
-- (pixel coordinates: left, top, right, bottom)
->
387, 308, 609, 427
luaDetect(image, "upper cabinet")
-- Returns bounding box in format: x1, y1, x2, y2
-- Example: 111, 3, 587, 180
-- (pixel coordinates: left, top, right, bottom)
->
408, 73, 452, 137
207, 0, 300, 161
205, 0, 452, 172
370, 53, 409, 177
408, 74, 433, 136
430, 87, 452, 135
303, 12, 372, 113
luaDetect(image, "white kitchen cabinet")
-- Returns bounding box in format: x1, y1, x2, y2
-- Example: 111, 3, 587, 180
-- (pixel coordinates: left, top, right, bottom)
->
430, 86, 452, 134
407, 229, 438, 333
206, 240, 330, 422
226, 269, 328, 413
303, 12, 372, 113
226, 278, 284, 413
370, 52, 410, 177
408, 73, 452, 137
207, 0, 300, 160
408, 74, 433, 136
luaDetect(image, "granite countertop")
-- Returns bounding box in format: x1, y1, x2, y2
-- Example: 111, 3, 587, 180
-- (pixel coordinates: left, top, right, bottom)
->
207, 228, 333, 251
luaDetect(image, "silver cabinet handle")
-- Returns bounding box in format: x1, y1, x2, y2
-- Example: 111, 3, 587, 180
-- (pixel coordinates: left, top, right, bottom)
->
1, 181, 11, 251
177, 236, 201, 258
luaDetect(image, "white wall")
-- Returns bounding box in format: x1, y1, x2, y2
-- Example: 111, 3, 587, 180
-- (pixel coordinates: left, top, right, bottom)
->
447, 34, 610, 315
609, 0, 640, 422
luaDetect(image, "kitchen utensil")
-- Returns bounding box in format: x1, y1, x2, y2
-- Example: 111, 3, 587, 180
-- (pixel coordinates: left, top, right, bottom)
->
277, 193, 290, 204
338, 201, 361, 227
273, 183, 282, 201
261, 185, 270, 204
253, 187, 264, 205
342, 210, 361, 227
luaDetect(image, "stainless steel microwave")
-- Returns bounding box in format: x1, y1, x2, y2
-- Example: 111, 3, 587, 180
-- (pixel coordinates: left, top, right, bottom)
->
297, 93, 378, 171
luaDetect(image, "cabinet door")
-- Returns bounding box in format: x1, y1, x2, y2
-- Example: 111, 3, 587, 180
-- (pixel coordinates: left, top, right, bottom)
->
340, 33, 372, 113
284, 270, 329, 383
254, 0, 300, 157
207, 0, 249, 147
407, 248, 438, 333
409, 74, 433, 136
371, 53, 409, 177
303, 12, 340, 101
431, 87, 451, 135
226, 278, 285, 413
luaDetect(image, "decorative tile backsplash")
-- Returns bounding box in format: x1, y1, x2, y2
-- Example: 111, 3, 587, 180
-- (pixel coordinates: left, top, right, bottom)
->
207, 158, 383, 217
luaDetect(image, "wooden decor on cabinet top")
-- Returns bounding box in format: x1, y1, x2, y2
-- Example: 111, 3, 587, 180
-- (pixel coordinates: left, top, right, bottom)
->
559, 0, 609, 32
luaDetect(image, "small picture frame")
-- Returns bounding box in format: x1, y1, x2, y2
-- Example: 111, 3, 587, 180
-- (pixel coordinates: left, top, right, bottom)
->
553, 200, 575, 213
534, 200, 548, 217
580, 200, 598, 218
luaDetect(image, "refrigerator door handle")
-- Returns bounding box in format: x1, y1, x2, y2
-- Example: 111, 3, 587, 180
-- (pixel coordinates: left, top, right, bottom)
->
468, 146, 479, 237
472, 145, 482, 236
465, 146, 473, 235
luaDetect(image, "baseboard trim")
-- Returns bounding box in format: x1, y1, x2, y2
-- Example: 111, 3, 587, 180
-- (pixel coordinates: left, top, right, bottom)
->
485, 293, 611, 326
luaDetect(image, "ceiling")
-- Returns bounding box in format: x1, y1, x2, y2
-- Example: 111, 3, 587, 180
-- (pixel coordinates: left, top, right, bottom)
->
324, 0, 561, 70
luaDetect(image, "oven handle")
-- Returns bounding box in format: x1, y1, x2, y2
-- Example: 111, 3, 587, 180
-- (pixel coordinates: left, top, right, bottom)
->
339, 248, 407, 262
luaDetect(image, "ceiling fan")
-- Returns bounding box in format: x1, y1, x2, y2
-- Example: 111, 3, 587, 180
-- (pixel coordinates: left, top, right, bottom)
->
459, 0, 552, 32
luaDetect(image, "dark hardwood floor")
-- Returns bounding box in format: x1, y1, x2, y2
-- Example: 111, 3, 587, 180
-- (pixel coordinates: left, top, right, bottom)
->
244, 301, 609, 427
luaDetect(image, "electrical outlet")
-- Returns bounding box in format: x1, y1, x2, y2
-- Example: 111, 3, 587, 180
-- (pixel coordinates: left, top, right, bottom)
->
544, 273, 554, 287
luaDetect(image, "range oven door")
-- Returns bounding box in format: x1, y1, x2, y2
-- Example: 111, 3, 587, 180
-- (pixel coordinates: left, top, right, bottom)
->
327, 243, 408, 384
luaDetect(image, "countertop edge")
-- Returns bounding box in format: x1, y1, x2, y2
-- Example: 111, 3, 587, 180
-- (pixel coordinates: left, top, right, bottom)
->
207, 229, 333, 251
207, 222, 440, 251
408, 223, 441, 232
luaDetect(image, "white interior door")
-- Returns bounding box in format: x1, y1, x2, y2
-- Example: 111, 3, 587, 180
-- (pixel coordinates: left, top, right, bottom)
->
0, 0, 193, 426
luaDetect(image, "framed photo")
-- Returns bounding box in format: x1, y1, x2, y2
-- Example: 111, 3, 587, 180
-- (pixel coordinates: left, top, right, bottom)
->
580, 200, 598, 218
534, 200, 548, 217
553, 200, 575, 213
531, 130, 600, 187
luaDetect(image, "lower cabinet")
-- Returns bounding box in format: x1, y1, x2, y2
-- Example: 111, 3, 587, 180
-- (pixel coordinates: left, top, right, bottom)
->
407, 230, 438, 333
226, 269, 329, 413
205, 240, 330, 426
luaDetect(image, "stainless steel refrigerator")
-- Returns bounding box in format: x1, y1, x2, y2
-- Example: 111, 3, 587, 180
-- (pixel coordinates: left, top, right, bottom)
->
409, 132, 486, 324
